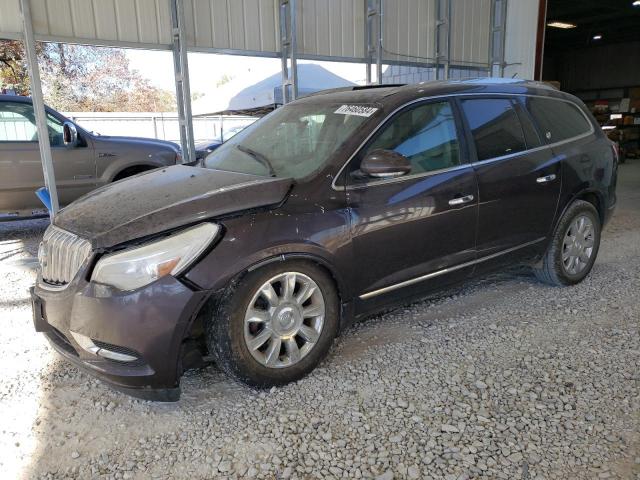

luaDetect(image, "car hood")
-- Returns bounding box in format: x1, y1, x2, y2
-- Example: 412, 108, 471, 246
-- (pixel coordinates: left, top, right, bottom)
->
93, 135, 179, 151
54, 166, 293, 248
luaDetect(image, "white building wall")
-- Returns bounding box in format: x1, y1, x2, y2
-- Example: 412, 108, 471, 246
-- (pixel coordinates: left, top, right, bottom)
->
63, 112, 256, 143
503, 0, 540, 80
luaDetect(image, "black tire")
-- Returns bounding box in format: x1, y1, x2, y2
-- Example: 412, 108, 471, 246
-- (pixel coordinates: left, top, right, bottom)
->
533, 200, 601, 286
206, 260, 339, 387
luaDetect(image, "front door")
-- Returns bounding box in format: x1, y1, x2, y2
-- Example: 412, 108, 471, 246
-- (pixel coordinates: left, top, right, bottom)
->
458, 96, 561, 257
345, 99, 478, 309
0, 101, 95, 215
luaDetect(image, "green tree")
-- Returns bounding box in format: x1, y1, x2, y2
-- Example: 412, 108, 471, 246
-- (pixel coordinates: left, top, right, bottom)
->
0, 40, 35, 95
0, 40, 176, 112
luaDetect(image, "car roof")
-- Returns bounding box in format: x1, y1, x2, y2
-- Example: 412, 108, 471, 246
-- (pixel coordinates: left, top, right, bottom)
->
0, 94, 33, 103
294, 78, 576, 108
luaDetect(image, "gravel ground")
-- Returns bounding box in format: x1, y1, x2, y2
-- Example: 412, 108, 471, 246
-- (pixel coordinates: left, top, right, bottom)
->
1, 161, 639, 480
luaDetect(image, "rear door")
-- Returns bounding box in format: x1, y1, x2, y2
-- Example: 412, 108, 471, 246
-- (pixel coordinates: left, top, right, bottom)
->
0, 101, 95, 214
345, 99, 478, 309
459, 96, 561, 257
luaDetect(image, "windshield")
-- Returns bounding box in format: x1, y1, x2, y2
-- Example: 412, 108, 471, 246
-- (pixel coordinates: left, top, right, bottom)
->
204, 103, 378, 179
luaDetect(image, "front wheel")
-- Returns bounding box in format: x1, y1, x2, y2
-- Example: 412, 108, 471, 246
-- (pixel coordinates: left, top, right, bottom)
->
533, 200, 601, 286
207, 261, 339, 387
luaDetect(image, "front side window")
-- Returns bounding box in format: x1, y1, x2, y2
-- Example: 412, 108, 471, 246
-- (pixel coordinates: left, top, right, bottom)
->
461, 98, 526, 161
354, 100, 461, 178
525, 97, 592, 143
46, 112, 64, 146
204, 102, 376, 179
0, 101, 65, 146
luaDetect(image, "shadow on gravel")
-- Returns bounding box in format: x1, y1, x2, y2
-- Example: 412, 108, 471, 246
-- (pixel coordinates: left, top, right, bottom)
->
0, 219, 49, 261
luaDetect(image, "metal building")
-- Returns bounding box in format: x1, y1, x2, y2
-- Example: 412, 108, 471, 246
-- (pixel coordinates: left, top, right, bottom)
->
0, 0, 540, 217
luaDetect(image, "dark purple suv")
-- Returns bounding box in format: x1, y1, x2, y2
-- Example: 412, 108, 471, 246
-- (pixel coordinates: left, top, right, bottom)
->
32, 80, 618, 401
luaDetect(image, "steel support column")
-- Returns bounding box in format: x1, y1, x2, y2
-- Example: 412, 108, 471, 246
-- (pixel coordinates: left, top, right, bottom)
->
170, 0, 195, 163
279, 0, 298, 104
489, 0, 508, 77
365, 0, 382, 85
19, 0, 59, 218
435, 0, 451, 80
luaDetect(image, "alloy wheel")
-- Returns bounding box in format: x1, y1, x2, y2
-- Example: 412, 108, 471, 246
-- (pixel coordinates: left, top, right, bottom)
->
562, 214, 595, 275
243, 272, 325, 368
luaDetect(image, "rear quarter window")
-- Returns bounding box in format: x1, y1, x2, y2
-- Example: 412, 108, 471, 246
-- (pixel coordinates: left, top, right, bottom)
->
525, 97, 592, 143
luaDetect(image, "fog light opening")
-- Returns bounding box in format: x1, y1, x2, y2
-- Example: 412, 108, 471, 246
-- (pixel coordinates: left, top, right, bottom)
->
70, 331, 138, 363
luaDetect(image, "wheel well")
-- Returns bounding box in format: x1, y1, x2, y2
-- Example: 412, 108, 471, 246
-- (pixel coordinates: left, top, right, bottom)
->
575, 191, 604, 224
112, 165, 156, 182
248, 255, 344, 306
182, 255, 345, 354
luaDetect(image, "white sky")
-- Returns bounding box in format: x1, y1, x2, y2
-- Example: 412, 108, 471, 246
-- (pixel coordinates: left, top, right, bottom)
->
126, 49, 368, 97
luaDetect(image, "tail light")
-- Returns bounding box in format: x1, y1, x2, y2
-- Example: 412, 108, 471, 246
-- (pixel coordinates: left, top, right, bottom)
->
175, 152, 183, 164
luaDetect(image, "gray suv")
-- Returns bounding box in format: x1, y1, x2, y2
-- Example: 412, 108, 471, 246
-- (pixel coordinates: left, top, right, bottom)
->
0, 95, 181, 218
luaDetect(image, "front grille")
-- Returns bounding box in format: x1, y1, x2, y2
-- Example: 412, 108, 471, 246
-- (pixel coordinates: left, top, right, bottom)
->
39, 226, 92, 286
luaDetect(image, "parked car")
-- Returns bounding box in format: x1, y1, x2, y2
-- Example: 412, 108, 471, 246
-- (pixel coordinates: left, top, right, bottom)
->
0, 95, 181, 219
31, 80, 618, 401
194, 125, 251, 160
194, 139, 222, 160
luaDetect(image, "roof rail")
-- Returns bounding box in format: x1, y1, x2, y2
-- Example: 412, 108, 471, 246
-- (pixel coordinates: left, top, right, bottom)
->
352, 84, 406, 90
306, 84, 406, 98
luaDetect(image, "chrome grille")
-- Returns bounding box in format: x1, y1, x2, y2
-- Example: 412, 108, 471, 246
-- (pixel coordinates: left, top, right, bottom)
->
39, 226, 92, 286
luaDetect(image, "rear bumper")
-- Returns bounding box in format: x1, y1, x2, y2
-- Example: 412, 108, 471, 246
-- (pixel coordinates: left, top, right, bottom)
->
603, 199, 616, 228
32, 274, 209, 401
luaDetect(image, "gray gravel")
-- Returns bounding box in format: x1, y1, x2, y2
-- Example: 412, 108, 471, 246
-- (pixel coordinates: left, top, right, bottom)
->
1, 162, 639, 480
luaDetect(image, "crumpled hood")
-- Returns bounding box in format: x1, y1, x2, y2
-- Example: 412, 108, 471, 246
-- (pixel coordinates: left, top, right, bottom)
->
54, 166, 293, 248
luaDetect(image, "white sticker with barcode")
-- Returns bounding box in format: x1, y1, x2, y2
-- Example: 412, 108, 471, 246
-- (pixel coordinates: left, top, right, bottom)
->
334, 105, 379, 117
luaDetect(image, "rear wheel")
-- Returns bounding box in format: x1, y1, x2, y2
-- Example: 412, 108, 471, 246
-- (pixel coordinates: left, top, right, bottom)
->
533, 200, 601, 286
207, 261, 339, 387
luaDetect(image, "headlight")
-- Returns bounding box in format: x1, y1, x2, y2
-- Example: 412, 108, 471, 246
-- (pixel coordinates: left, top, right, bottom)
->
91, 223, 219, 291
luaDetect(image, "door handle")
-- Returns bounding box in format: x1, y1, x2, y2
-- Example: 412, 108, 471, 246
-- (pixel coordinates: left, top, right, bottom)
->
536, 174, 557, 184
448, 194, 474, 206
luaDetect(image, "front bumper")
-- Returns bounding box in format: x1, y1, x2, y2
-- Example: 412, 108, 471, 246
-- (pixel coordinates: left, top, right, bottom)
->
32, 274, 209, 401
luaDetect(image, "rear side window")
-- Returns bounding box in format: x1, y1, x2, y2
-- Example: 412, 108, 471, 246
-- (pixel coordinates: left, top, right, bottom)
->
460, 98, 526, 161
513, 102, 542, 149
525, 97, 592, 143
0, 102, 37, 141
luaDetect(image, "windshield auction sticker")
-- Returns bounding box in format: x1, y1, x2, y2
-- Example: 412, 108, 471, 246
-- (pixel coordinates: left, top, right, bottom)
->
334, 105, 379, 117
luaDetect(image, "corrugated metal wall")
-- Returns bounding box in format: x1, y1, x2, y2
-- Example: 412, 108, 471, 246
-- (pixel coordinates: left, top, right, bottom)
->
503, 0, 538, 80
0, 0, 493, 69
450, 0, 491, 67
0, 0, 174, 47
296, 0, 366, 60
381, 0, 437, 64
0, 0, 23, 38
185, 0, 279, 53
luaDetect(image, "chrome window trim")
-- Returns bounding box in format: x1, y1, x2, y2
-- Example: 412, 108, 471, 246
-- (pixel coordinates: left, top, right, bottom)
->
468, 128, 594, 168
331, 92, 595, 192
359, 237, 546, 300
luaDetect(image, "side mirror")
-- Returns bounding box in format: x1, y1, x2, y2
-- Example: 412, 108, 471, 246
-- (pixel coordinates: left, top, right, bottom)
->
360, 149, 411, 178
63, 121, 78, 148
